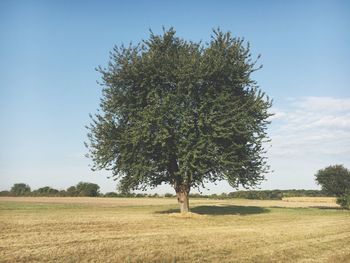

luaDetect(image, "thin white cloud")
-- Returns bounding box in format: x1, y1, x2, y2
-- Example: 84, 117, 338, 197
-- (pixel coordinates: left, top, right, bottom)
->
291, 97, 350, 113
268, 96, 350, 158
311, 115, 350, 129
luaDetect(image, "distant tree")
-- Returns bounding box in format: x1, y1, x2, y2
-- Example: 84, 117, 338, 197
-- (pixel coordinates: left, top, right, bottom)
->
315, 165, 350, 196
86, 28, 272, 213
76, 182, 100, 197
0, 191, 11, 196
315, 165, 350, 209
59, 190, 67, 196
10, 183, 31, 196
66, 186, 78, 196
33, 186, 59, 196
104, 192, 119, 197
189, 193, 203, 198
220, 193, 228, 199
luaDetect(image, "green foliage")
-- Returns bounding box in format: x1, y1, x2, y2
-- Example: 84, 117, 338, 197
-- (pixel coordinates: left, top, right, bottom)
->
10, 183, 31, 196
0, 183, 331, 200
189, 189, 327, 200
1, 183, 100, 197
66, 186, 78, 196
59, 190, 67, 196
336, 193, 350, 209
76, 182, 100, 197
228, 190, 283, 200
280, 189, 329, 198
32, 186, 59, 196
315, 165, 350, 209
315, 165, 350, 196
103, 192, 151, 198
86, 28, 272, 194
104, 192, 120, 197
0, 191, 11, 196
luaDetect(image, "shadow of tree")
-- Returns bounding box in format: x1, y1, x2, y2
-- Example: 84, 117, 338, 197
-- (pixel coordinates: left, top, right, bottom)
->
157, 205, 269, 216
268, 205, 342, 210
310, 206, 342, 210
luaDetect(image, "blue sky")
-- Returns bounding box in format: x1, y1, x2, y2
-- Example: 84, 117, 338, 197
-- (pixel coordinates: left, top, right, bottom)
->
1, 0, 349, 193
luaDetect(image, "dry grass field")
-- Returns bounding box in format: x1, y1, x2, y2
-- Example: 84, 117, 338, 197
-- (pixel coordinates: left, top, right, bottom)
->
0, 197, 349, 263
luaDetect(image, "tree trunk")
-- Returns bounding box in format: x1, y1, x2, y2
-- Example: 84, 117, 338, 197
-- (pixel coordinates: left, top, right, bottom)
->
176, 186, 190, 213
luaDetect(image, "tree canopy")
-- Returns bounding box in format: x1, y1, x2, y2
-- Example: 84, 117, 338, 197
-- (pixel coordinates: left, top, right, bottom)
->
86, 28, 272, 212
76, 182, 100, 197
32, 186, 59, 196
10, 183, 31, 196
315, 164, 350, 196
315, 164, 350, 209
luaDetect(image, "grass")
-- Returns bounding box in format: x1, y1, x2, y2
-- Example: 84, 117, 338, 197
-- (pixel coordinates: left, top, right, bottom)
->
0, 197, 349, 262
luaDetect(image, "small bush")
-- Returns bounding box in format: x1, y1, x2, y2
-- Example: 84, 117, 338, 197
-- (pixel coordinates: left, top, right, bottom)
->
336, 194, 350, 209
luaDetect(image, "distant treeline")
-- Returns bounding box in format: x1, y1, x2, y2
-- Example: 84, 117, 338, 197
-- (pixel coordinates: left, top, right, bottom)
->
187, 189, 331, 200
0, 182, 101, 197
105, 189, 331, 199
0, 183, 331, 200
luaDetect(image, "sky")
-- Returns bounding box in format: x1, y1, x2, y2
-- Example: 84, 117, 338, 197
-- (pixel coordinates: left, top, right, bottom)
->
0, 0, 349, 194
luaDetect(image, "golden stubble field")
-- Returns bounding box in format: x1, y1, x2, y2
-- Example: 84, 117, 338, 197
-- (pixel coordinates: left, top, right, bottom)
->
0, 197, 349, 263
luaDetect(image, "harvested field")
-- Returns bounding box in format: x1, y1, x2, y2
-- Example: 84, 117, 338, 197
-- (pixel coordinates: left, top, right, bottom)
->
0, 197, 349, 262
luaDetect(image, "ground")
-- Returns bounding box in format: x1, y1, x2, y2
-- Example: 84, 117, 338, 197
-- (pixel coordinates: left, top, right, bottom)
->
0, 197, 349, 262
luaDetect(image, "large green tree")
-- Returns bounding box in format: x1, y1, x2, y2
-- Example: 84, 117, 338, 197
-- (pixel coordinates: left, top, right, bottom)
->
87, 28, 272, 213
315, 165, 350, 196
315, 164, 350, 209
